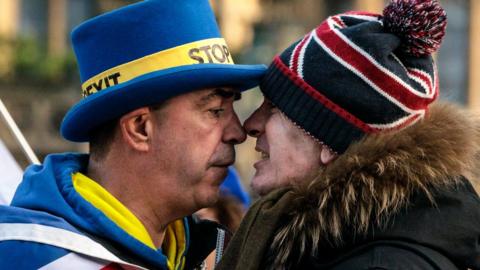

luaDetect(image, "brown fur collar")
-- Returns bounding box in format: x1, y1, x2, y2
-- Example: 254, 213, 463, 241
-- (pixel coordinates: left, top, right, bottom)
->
268, 103, 480, 269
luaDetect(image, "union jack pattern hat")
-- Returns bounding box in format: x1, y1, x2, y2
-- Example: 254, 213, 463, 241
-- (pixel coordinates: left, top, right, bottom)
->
260, 0, 447, 154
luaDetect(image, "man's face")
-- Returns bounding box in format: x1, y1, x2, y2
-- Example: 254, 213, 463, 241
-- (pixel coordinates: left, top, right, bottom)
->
244, 99, 323, 196
149, 88, 246, 210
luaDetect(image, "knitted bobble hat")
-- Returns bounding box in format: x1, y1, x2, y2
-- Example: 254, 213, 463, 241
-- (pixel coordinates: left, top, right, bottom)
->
260, 0, 447, 154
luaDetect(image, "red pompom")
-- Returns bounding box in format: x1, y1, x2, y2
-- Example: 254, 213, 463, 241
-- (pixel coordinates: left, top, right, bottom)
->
383, 0, 447, 57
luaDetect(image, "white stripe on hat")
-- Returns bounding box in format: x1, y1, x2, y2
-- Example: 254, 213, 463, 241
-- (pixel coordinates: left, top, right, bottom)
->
390, 52, 435, 96
407, 68, 435, 96
328, 16, 436, 100
341, 14, 381, 22
289, 39, 303, 69
311, 29, 425, 129
368, 113, 423, 130
297, 32, 313, 78
319, 17, 436, 110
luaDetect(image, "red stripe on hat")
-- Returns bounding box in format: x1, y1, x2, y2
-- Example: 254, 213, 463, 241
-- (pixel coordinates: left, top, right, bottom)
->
394, 113, 422, 130
291, 34, 311, 75
407, 68, 434, 96
370, 112, 422, 131
331, 16, 346, 28
316, 21, 435, 111
273, 56, 378, 134
433, 64, 440, 100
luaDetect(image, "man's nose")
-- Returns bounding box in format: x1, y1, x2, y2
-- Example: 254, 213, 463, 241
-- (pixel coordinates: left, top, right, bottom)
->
244, 106, 267, 138
223, 112, 247, 145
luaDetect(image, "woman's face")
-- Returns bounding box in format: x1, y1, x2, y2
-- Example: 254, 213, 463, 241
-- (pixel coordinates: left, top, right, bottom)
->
243, 98, 334, 196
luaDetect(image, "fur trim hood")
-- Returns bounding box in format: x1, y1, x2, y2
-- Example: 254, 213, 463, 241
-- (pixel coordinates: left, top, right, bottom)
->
268, 103, 480, 269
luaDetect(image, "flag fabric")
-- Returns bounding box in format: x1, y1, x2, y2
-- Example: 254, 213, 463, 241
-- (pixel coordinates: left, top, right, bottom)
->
0, 138, 22, 205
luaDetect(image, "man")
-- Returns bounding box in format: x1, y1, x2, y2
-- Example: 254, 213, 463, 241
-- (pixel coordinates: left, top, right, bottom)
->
0, 1, 265, 269
217, 0, 480, 269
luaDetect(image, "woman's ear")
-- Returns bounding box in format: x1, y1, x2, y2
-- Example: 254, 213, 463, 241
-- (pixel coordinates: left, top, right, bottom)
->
320, 146, 336, 165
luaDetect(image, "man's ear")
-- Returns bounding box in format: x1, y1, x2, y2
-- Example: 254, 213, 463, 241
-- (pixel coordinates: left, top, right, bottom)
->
320, 146, 336, 165
119, 107, 153, 152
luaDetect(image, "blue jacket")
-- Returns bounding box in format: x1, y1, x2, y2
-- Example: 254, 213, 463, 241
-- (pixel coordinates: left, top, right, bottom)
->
0, 153, 224, 269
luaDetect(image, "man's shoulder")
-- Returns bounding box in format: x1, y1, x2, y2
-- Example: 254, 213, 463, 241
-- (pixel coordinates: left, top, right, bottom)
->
0, 238, 71, 269
0, 205, 80, 268
0, 206, 141, 269
0, 204, 79, 232
0, 239, 120, 269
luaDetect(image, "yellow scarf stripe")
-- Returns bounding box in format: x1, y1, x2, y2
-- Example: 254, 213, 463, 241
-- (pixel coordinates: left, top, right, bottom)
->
162, 219, 187, 270
72, 172, 188, 270
81, 37, 234, 97
72, 172, 156, 249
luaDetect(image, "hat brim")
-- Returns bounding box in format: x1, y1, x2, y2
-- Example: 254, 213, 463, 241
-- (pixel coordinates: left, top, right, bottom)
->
61, 63, 266, 142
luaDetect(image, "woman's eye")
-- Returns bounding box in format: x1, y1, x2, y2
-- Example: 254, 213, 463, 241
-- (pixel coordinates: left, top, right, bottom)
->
269, 102, 278, 113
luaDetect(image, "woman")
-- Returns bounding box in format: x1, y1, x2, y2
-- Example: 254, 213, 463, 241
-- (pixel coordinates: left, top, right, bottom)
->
217, 0, 480, 269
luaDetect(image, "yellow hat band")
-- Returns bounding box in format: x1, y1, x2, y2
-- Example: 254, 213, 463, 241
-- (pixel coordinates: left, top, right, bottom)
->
81, 38, 234, 97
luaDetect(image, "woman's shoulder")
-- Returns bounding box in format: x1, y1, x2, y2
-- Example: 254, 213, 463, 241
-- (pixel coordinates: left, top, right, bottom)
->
306, 241, 458, 270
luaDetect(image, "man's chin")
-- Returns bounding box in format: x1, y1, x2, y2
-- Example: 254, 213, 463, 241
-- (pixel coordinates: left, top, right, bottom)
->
208, 166, 229, 184
195, 187, 221, 209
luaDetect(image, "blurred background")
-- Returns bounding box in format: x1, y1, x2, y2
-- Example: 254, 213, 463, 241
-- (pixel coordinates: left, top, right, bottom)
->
0, 0, 478, 197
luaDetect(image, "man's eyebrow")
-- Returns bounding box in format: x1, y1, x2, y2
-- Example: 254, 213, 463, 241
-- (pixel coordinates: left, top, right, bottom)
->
197, 88, 241, 106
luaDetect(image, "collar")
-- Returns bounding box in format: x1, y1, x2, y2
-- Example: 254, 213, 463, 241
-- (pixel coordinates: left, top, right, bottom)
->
73, 172, 187, 270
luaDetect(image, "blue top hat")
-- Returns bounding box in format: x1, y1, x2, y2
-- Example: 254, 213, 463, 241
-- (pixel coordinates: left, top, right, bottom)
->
61, 0, 266, 142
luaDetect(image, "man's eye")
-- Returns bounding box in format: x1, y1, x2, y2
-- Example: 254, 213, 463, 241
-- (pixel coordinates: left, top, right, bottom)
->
209, 108, 225, 117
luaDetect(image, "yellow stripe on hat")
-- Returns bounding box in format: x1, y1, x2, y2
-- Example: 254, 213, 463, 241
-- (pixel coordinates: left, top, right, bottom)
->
81, 38, 234, 97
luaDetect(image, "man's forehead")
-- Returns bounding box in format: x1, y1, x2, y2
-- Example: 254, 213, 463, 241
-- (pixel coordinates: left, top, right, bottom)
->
196, 87, 241, 105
